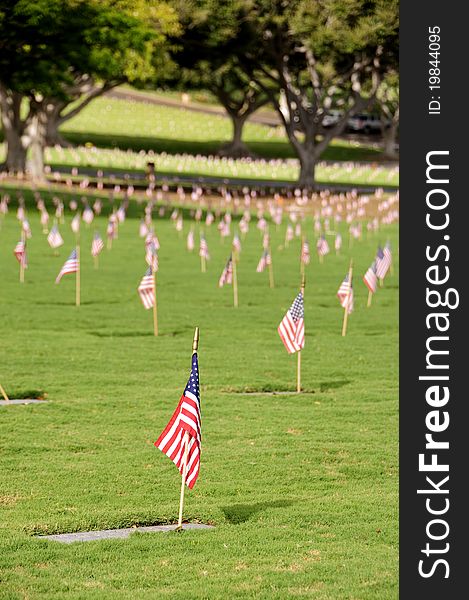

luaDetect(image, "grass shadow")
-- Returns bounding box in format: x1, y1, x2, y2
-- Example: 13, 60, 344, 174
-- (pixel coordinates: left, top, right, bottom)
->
221, 499, 294, 524
2, 389, 47, 400
319, 380, 351, 392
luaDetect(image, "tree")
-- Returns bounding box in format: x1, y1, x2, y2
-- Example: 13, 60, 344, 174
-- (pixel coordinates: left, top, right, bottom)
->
376, 71, 399, 159
0, 0, 179, 178
239, 0, 399, 187
169, 0, 271, 157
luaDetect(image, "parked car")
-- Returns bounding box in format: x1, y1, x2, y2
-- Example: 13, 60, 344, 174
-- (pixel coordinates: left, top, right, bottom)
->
322, 110, 343, 128
347, 113, 388, 134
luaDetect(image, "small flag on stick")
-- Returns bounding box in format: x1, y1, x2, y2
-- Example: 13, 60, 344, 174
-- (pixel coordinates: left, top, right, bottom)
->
278, 290, 305, 355
218, 255, 233, 288
138, 266, 158, 335
155, 328, 201, 529
91, 232, 104, 268
14, 235, 27, 282
338, 261, 354, 336
363, 261, 378, 307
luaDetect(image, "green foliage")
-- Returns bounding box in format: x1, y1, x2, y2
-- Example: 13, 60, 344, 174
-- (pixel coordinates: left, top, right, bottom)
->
0, 0, 179, 98
0, 186, 398, 598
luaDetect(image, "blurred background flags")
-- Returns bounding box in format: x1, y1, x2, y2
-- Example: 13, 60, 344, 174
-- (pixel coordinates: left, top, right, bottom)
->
91, 232, 104, 257
155, 351, 201, 490
317, 235, 330, 257
55, 249, 78, 283
300, 239, 310, 264
137, 266, 155, 309
278, 292, 305, 354
256, 249, 271, 273
13, 239, 27, 268
218, 255, 233, 287
48, 225, 64, 249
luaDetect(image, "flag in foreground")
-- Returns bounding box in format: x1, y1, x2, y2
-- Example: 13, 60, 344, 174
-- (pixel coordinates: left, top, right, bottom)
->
14, 240, 27, 268
56, 249, 78, 283
91, 232, 104, 257
278, 292, 305, 354
218, 255, 233, 287
155, 352, 201, 489
363, 261, 378, 293
337, 273, 354, 314
137, 266, 155, 309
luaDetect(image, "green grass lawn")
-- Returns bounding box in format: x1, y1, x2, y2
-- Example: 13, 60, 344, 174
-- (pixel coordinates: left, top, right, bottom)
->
0, 188, 398, 599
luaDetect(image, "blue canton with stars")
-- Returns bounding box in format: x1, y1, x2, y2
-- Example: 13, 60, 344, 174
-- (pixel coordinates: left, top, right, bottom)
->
290, 292, 304, 323
184, 353, 200, 404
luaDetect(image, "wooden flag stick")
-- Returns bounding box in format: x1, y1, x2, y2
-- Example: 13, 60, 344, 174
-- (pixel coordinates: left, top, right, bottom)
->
152, 271, 158, 336
341, 260, 353, 337
94, 255, 99, 270
232, 252, 239, 308
19, 230, 25, 283
76, 240, 81, 307
268, 247, 274, 289
177, 431, 189, 529
379, 277, 384, 288
297, 274, 305, 393
201, 255, 206, 273
0, 383, 10, 402
367, 289, 373, 308
176, 327, 199, 530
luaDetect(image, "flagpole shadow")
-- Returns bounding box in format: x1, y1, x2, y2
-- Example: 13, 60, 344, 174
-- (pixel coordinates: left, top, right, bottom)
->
221, 499, 294, 524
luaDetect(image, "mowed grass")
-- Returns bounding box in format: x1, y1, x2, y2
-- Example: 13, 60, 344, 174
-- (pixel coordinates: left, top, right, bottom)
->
0, 190, 398, 599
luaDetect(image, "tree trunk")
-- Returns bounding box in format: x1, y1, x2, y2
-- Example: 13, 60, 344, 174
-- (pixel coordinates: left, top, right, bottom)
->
297, 150, 317, 189
219, 113, 253, 158
0, 89, 28, 173
382, 121, 399, 159
24, 108, 47, 180
45, 102, 71, 147
2, 126, 28, 173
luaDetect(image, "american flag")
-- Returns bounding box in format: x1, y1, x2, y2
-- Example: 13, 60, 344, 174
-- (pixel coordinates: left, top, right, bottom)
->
146, 230, 160, 250
199, 236, 210, 260
139, 219, 148, 238
337, 274, 354, 314
187, 230, 195, 251
71, 213, 80, 234
278, 292, 305, 354
154, 351, 201, 489
205, 212, 214, 226
363, 262, 378, 293
22, 219, 32, 238
107, 218, 117, 240
137, 266, 155, 309
91, 233, 104, 257
384, 241, 393, 265
14, 240, 27, 267
335, 233, 342, 251
316, 236, 330, 257
218, 255, 233, 287
83, 207, 94, 225
262, 233, 270, 250
300, 240, 310, 264
47, 226, 64, 249
232, 233, 241, 253
376, 246, 391, 279
256, 250, 271, 272
285, 224, 294, 243
56, 249, 79, 283
145, 242, 159, 272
